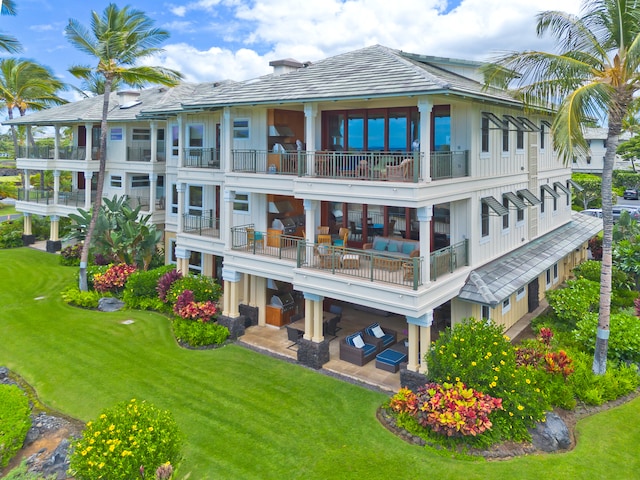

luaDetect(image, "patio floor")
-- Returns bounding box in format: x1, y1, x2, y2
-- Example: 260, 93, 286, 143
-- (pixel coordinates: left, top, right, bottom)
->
238, 302, 412, 393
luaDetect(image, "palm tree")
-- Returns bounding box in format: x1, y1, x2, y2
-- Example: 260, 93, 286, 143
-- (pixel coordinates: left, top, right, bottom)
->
483, 0, 640, 374
0, 0, 21, 53
65, 3, 182, 291
71, 71, 123, 98
0, 58, 67, 155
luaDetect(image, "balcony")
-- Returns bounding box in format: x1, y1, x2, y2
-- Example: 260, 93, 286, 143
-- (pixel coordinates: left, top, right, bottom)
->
184, 148, 220, 169
230, 225, 468, 290
16, 145, 99, 161
18, 188, 95, 207
231, 150, 469, 182
183, 211, 220, 238
127, 145, 166, 162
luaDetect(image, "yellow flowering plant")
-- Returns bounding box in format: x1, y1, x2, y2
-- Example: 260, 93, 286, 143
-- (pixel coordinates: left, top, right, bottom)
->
69, 399, 182, 480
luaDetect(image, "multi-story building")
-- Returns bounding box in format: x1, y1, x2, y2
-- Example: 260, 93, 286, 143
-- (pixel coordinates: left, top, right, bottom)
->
571, 126, 632, 173
6, 45, 601, 379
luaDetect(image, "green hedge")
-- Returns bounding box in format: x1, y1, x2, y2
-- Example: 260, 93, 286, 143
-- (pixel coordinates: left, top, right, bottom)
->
0, 384, 32, 468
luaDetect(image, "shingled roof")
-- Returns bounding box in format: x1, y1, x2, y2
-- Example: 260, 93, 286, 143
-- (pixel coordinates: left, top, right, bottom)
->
181, 44, 519, 108
458, 212, 603, 306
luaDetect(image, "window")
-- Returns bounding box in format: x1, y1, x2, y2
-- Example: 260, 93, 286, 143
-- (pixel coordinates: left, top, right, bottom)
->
187, 185, 203, 215
540, 123, 545, 150
502, 197, 509, 230
170, 184, 178, 214
586, 156, 592, 164
110, 127, 123, 141
553, 263, 559, 283
546, 268, 552, 287
233, 119, 249, 139
553, 187, 558, 211
516, 127, 524, 150
572, 156, 577, 163
187, 124, 203, 147
517, 206, 524, 223
481, 305, 491, 322
132, 128, 150, 140
110, 175, 122, 188
481, 116, 489, 153
502, 119, 509, 152
516, 286, 526, 301
188, 250, 202, 274
131, 175, 150, 188
171, 124, 179, 156
233, 192, 249, 213
502, 297, 511, 314
481, 202, 490, 237
540, 187, 545, 214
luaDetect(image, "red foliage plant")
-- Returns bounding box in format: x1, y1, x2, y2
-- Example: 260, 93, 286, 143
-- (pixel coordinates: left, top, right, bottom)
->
93, 264, 137, 293
157, 269, 182, 302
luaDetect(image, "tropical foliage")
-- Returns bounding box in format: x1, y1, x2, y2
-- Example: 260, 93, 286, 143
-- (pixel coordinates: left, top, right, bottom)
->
65, 4, 182, 290
483, 0, 640, 374
0, 384, 31, 468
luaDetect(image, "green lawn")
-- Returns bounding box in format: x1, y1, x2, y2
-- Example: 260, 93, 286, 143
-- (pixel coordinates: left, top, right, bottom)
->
0, 248, 638, 479
0, 202, 17, 216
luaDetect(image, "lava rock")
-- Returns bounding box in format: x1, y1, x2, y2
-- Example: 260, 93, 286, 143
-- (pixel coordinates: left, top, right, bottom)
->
530, 411, 571, 452
98, 297, 125, 312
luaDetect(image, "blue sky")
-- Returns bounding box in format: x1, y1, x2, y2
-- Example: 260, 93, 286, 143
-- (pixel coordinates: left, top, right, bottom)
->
0, 0, 582, 100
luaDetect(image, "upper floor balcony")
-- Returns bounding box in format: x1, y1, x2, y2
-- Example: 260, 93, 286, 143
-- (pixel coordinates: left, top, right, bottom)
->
230, 150, 469, 182
183, 147, 221, 169
17, 145, 100, 161
229, 225, 468, 290
127, 143, 166, 162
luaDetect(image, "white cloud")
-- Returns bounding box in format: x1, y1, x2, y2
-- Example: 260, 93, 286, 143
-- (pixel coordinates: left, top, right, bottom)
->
29, 24, 55, 32
153, 0, 583, 83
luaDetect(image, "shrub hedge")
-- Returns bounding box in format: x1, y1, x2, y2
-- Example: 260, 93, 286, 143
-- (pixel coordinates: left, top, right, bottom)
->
0, 384, 32, 468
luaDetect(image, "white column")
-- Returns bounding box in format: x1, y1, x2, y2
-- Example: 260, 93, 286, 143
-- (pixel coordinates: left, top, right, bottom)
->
223, 189, 234, 247
149, 173, 157, 213
417, 98, 433, 182
175, 246, 189, 275
406, 323, 419, 372
84, 171, 93, 208
53, 170, 60, 205
419, 311, 433, 374
417, 206, 433, 284
84, 123, 93, 161
177, 114, 184, 168
176, 182, 185, 233
312, 298, 324, 343
53, 126, 60, 160
222, 107, 232, 173
23, 213, 32, 235
150, 121, 157, 163
304, 199, 317, 243
304, 103, 318, 175
222, 268, 241, 318
255, 276, 267, 326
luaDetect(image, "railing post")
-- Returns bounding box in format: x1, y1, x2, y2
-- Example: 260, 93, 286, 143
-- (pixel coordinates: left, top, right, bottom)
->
413, 256, 419, 290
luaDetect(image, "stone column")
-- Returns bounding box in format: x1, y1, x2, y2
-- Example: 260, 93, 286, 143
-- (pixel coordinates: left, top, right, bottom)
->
298, 291, 329, 369
84, 171, 93, 208
406, 323, 420, 372
46, 215, 61, 252
417, 205, 433, 284
417, 98, 433, 182
222, 268, 241, 318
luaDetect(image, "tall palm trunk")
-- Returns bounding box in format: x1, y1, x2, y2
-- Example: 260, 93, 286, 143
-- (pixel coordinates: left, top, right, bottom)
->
594, 98, 627, 374
78, 79, 112, 291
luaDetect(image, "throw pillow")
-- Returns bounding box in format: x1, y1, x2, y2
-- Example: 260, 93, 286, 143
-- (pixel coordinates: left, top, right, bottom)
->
387, 242, 399, 253
371, 324, 385, 338
402, 242, 415, 255
372, 238, 388, 251
352, 334, 365, 349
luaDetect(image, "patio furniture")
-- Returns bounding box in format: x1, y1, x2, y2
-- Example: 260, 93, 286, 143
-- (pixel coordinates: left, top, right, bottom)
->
375, 347, 408, 373
333, 227, 350, 249
341, 254, 360, 269
328, 304, 343, 321
323, 315, 340, 338
364, 322, 397, 349
339, 331, 382, 366
386, 158, 414, 181
286, 324, 304, 350
246, 228, 264, 250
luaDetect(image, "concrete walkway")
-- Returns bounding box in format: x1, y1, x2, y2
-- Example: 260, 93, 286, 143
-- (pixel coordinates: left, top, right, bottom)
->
505, 299, 550, 343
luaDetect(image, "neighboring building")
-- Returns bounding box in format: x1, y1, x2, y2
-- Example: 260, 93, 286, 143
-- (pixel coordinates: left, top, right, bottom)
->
4, 45, 601, 376
571, 126, 632, 173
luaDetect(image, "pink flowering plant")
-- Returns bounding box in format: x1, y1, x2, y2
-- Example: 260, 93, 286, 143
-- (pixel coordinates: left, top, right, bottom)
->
92, 263, 137, 294
173, 289, 218, 322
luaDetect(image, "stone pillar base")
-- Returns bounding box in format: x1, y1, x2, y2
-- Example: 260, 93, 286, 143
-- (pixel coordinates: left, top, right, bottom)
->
400, 367, 428, 392
217, 315, 246, 340
238, 304, 258, 328
22, 234, 35, 246
297, 338, 330, 369
46, 240, 62, 253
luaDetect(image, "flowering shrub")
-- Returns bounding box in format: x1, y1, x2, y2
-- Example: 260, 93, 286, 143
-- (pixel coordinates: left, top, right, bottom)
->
173, 290, 218, 322
166, 275, 222, 305
416, 382, 502, 437
389, 387, 418, 414
69, 398, 182, 480
157, 269, 182, 303
93, 264, 137, 294
427, 318, 547, 442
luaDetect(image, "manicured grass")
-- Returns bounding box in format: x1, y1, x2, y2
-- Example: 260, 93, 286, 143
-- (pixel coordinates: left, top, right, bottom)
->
1, 248, 639, 479
0, 202, 17, 216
